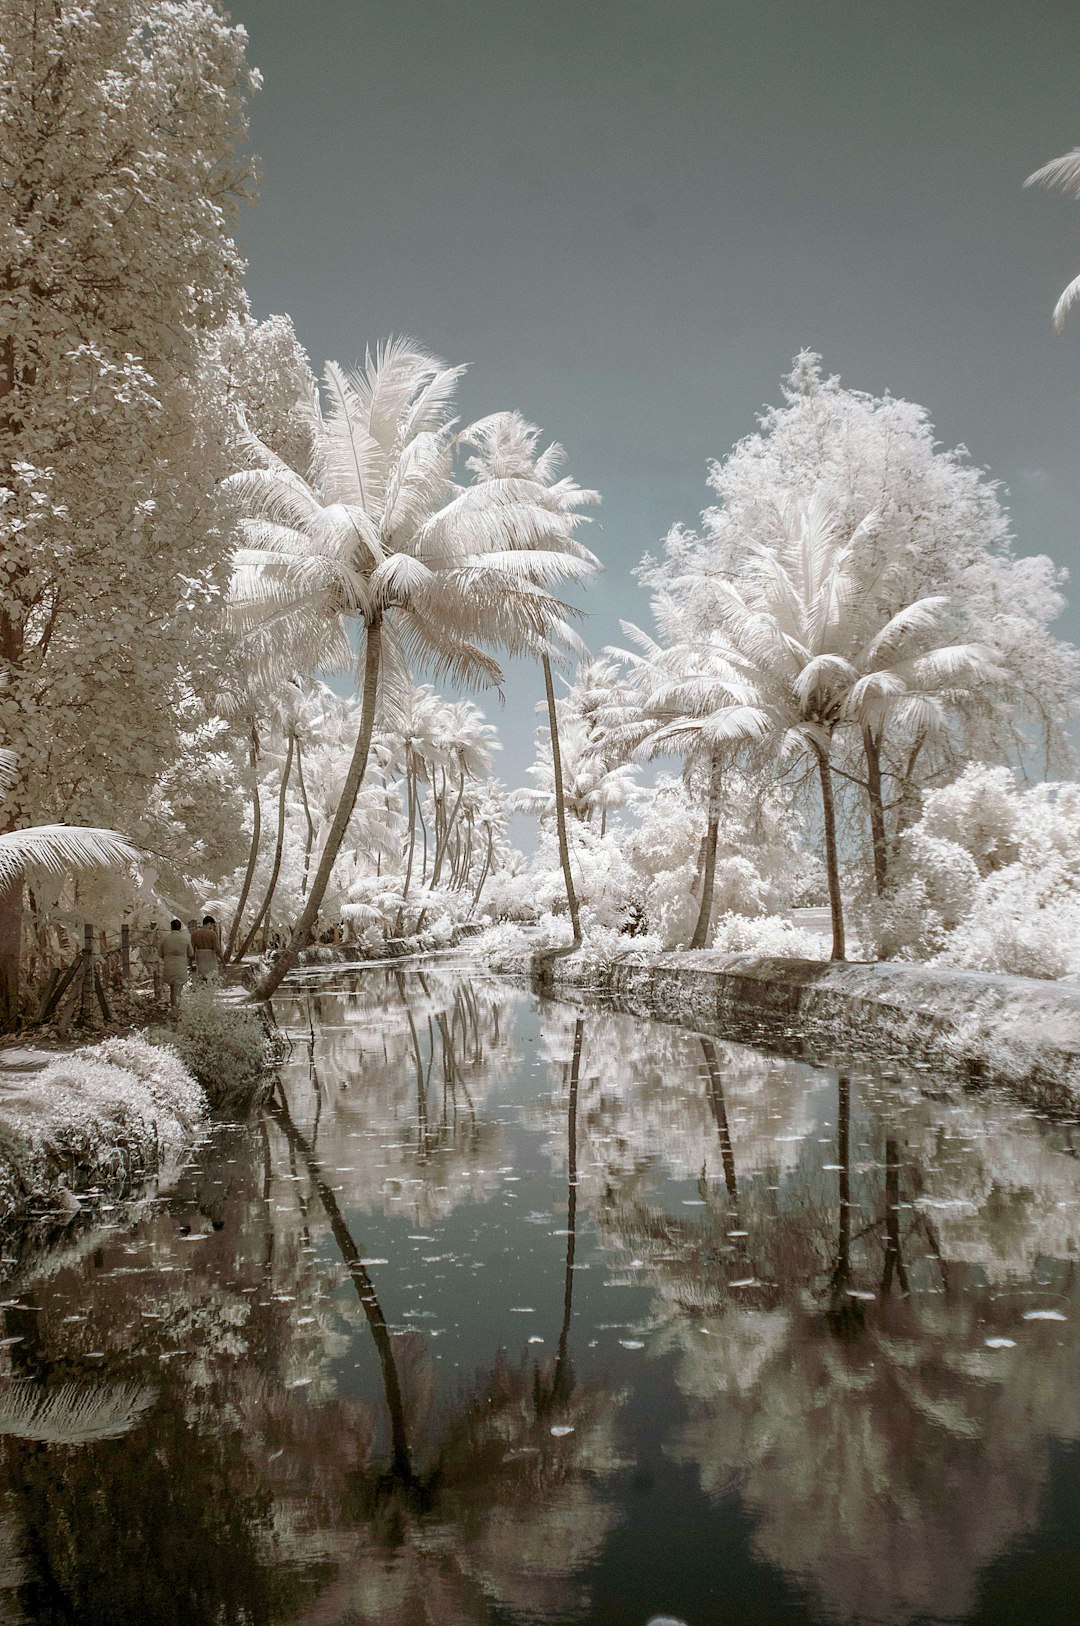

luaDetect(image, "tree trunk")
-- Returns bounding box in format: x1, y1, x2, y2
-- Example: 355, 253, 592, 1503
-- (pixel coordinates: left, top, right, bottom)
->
270, 1086, 413, 1484
862, 723, 888, 896
700, 1036, 738, 1205
417, 763, 467, 932
237, 731, 294, 961
395, 759, 418, 935
893, 732, 926, 838
813, 740, 845, 962
225, 722, 261, 962
0, 871, 23, 1032
549, 1016, 582, 1410
689, 751, 722, 950
468, 824, 495, 916
543, 651, 581, 948
256, 616, 382, 1001
294, 738, 315, 898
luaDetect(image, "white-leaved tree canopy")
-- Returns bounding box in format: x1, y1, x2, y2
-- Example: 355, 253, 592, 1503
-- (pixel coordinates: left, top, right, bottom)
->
639, 355, 1080, 914
0, 0, 258, 1020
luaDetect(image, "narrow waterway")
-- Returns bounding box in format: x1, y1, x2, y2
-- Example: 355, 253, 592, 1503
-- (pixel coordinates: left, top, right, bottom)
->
1, 959, 1078, 1625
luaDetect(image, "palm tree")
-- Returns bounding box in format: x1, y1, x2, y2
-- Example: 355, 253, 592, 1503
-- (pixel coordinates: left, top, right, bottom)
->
458, 414, 600, 957
1025, 148, 1080, 328
674, 494, 994, 958
227, 344, 598, 999
608, 603, 771, 949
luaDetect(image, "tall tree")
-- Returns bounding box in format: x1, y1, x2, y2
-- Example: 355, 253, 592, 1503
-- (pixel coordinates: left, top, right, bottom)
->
228, 350, 598, 998
0, 0, 257, 1022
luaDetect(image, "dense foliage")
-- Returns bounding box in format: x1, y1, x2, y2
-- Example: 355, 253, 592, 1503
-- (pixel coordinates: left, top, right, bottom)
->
2, 5, 1079, 1028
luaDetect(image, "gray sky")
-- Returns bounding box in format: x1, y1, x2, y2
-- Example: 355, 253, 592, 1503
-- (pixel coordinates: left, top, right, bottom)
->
232, 0, 1080, 798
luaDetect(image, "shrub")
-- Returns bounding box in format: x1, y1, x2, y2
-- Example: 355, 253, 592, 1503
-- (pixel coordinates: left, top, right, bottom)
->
153, 983, 273, 1114
707, 912, 823, 958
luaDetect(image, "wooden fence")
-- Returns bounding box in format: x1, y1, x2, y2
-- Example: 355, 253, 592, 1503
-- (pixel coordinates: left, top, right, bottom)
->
36, 922, 163, 1034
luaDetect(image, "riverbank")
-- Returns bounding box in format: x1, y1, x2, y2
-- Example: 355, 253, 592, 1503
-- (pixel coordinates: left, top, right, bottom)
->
517, 946, 1080, 1112
0, 1034, 208, 1245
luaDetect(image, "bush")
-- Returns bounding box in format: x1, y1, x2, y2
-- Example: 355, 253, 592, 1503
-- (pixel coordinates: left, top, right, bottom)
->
858, 767, 1080, 979
153, 983, 273, 1114
707, 912, 823, 958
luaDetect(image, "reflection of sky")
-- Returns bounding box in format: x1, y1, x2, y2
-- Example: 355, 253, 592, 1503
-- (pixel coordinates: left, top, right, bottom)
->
230, 0, 1080, 805
4, 966, 1080, 1624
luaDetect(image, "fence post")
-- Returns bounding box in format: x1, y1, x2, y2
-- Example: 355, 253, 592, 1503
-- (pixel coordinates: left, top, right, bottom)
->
79, 922, 95, 1027
121, 923, 131, 982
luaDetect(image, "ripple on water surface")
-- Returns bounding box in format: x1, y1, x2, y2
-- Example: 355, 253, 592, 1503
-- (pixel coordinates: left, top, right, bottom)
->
1, 961, 1078, 1625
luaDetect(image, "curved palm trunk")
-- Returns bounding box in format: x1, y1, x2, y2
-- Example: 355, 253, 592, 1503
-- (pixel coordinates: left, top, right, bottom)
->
294, 738, 315, 898
813, 740, 845, 962
418, 793, 429, 887
237, 731, 295, 962
270, 1087, 413, 1483
453, 821, 473, 890
394, 759, 418, 936
543, 651, 581, 948
861, 723, 888, 896
416, 764, 466, 932
225, 722, 262, 963
256, 615, 383, 1001
468, 824, 496, 917
689, 750, 722, 950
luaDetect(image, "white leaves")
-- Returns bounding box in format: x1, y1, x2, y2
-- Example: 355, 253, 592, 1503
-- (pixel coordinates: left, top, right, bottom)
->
1025, 148, 1080, 197
370, 553, 435, 607
0, 824, 138, 887
1052, 273, 1080, 334
1026, 150, 1080, 327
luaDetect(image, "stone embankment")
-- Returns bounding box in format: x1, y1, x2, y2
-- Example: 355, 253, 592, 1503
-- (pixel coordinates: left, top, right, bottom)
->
289, 922, 485, 971
554, 952, 1080, 1112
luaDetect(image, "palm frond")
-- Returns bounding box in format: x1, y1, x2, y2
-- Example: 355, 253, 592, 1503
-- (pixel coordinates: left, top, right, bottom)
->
1026, 148, 1080, 197
0, 1380, 155, 1445
320, 360, 386, 513
1052, 272, 1080, 332
0, 825, 138, 887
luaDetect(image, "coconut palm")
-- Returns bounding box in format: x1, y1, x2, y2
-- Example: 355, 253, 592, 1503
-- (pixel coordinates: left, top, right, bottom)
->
227, 345, 598, 998
457, 414, 600, 955
1025, 147, 1080, 328
608, 602, 772, 949
673, 493, 996, 957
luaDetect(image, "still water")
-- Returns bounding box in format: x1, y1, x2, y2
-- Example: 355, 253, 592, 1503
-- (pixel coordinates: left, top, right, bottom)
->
1, 960, 1079, 1625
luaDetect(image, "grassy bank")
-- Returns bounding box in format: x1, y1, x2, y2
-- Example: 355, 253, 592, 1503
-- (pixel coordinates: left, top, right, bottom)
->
0, 1034, 208, 1245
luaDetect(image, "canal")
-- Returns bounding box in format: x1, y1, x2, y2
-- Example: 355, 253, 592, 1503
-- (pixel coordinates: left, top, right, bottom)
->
0, 960, 1077, 1624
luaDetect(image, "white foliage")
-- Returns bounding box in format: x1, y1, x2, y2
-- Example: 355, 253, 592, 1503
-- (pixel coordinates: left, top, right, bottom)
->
860, 765, 1080, 979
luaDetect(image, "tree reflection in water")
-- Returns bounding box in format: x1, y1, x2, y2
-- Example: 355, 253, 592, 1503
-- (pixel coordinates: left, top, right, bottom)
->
0, 968, 1078, 1625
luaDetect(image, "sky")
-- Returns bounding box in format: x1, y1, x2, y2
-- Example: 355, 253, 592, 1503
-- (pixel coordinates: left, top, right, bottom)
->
230, 0, 1080, 801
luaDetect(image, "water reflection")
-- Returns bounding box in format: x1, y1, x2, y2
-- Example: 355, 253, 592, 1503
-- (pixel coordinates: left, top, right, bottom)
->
0, 965, 1075, 1624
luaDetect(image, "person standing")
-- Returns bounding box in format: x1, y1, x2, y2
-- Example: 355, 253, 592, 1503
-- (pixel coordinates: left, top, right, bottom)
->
190, 914, 224, 981
160, 918, 192, 1010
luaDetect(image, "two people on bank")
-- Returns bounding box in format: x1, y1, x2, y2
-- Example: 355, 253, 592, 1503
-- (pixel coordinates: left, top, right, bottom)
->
160, 914, 223, 1009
